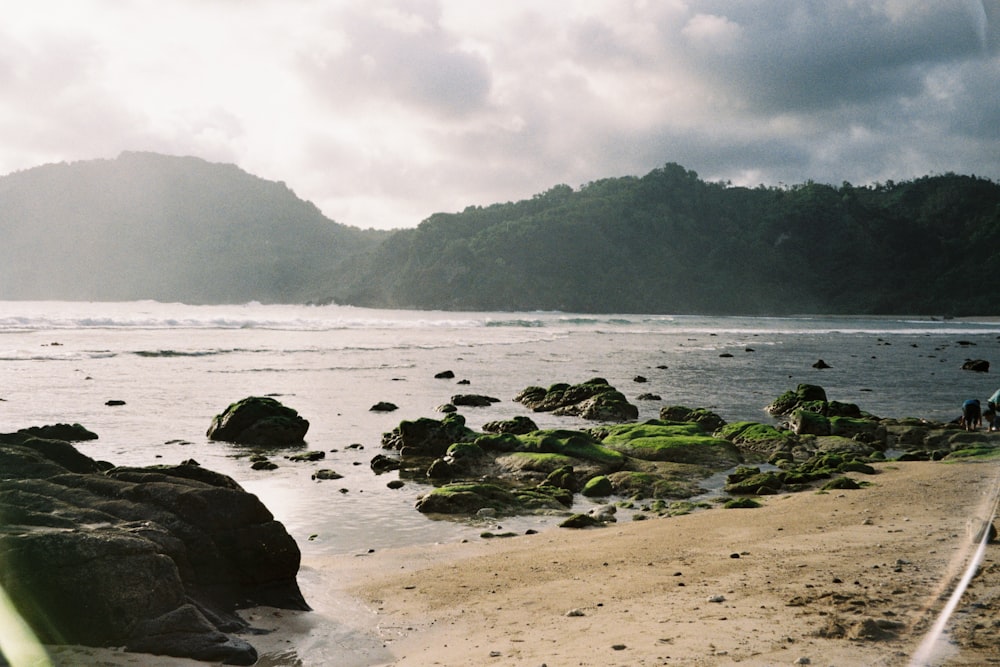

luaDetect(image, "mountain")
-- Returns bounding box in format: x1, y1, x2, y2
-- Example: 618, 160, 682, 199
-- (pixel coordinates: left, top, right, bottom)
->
3, 154, 999, 314
329, 164, 1000, 315
0, 152, 386, 303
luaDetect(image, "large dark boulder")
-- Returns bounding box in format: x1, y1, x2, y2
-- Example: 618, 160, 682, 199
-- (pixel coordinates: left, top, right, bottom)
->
207, 396, 309, 446
0, 430, 306, 664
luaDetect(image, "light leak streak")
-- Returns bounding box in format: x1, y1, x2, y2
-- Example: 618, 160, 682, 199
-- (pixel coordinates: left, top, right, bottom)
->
909, 468, 1000, 666
0, 582, 51, 667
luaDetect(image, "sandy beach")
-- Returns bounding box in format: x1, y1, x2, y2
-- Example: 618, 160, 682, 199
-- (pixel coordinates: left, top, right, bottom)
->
323, 460, 1000, 667
38, 459, 1000, 667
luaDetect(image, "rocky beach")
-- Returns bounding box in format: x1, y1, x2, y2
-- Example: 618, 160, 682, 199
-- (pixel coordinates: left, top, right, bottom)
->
5, 303, 1000, 665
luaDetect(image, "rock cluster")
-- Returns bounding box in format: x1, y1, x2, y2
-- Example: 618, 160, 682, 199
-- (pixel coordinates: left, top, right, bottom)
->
0, 428, 306, 664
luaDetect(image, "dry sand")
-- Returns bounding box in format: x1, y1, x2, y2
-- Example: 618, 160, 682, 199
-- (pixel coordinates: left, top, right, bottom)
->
39, 460, 1000, 666
333, 460, 1000, 667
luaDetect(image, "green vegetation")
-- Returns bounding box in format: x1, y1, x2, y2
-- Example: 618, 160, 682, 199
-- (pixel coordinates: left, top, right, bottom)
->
332, 165, 1000, 315
6, 153, 1000, 314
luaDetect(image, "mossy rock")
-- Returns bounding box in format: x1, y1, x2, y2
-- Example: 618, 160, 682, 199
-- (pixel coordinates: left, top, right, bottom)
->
207, 396, 309, 446
944, 446, 1000, 461
657, 406, 726, 432
559, 513, 603, 528
606, 470, 704, 500
724, 470, 784, 495
596, 421, 742, 467
494, 451, 580, 475
383, 413, 477, 457
446, 442, 486, 461
543, 465, 579, 492
415, 482, 569, 515
829, 417, 885, 444
724, 497, 762, 509
481, 416, 539, 435
716, 421, 798, 455
514, 379, 638, 422
581, 475, 613, 497
790, 409, 831, 436
513, 430, 625, 467
766, 384, 828, 417
821, 476, 862, 491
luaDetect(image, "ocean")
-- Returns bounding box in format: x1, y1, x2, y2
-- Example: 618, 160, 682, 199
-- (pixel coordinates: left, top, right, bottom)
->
3, 300, 1000, 559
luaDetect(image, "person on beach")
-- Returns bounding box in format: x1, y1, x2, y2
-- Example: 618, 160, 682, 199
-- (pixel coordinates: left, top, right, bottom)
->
962, 398, 982, 432
988, 388, 1000, 431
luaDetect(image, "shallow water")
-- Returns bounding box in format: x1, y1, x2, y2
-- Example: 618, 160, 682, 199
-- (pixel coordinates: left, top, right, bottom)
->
3, 301, 1000, 560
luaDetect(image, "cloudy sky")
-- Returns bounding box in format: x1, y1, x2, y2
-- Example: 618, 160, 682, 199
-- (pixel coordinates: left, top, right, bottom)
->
2, 1, 998, 229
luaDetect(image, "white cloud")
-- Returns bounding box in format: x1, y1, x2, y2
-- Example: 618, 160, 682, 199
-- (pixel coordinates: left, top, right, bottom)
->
0, 0, 998, 228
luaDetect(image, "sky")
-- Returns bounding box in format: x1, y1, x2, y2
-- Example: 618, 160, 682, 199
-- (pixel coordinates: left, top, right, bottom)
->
2, 1, 999, 230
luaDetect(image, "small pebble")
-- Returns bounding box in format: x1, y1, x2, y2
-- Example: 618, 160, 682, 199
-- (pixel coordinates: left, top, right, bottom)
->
565, 609, 585, 617
611, 644, 626, 651
707, 595, 726, 603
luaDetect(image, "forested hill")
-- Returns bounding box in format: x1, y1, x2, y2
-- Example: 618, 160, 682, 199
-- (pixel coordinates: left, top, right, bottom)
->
3, 154, 999, 314
330, 164, 1000, 315
0, 152, 386, 303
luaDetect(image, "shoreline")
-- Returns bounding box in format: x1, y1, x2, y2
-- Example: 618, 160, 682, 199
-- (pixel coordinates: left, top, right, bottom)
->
39, 459, 1000, 666
330, 459, 1000, 667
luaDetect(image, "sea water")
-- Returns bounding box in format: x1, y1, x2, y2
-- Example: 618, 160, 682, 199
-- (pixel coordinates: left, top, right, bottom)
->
3, 300, 1000, 558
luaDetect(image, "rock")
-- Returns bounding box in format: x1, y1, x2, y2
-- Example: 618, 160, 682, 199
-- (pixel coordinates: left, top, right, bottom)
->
633, 375, 647, 383
434, 370, 455, 379
790, 409, 831, 436
311, 469, 343, 480
514, 378, 638, 422
207, 396, 309, 446
0, 436, 306, 664
658, 406, 726, 432
596, 421, 741, 467
962, 359, 990, 372
451, 394, 500, 407
105, 399, 127, 406
251, 460, 278, 470
636, 393, 662, 401
287, 450, 325, 462
9, 423, 98, 442
581, 475, 613, 497
370, 454, 402, 474
370, 402, 398, 412
415, 482, 570, 516
482, 415, 538, 435
559, 513, 603, 528
766, 384, 828, 417
812, 359, 831, 369
381, 413, 477, 457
